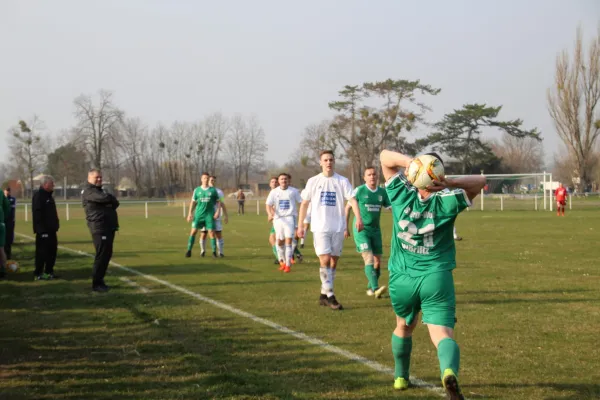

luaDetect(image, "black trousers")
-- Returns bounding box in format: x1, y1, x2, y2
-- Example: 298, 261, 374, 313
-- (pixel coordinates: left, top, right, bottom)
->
92, 231, 115, 286
4, 221, 14, 259
34, 232, 57, 276
238, 201, 245, 215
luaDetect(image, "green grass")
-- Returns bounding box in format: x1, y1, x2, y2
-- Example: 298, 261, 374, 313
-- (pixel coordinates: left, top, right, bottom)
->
1, 207, 599, 399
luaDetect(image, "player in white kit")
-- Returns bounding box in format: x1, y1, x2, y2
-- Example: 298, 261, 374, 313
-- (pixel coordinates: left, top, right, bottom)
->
297, 150, 363, 310
266, 173, 302, 273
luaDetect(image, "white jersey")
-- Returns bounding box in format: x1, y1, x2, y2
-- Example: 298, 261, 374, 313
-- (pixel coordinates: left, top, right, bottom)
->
301, 172, 353, 233
266, 186, 302, 219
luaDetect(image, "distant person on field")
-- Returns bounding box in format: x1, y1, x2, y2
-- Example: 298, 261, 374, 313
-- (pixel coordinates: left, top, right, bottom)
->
3, 186, 16, 259
82, 169, 120, 292
380, 149, 485, 397
555, 183, 568, 217
0, 188, 10, 278
236, 189, 245, 215
32, 175, 60, 281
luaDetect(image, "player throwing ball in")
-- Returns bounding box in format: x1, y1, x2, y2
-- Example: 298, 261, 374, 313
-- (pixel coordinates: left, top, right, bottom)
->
185, 172, 220, 258
266, 173, 302, 272
345, 166, 391, 298
297, 150, 363, 310
380, 149, 485, 398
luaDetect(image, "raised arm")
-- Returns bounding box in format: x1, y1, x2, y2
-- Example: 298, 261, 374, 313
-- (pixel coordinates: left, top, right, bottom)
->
441, 176, 487, 201
379, 149, 413, 182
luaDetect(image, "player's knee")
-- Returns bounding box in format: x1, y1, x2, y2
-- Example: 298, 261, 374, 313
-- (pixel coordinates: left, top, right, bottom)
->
361, 251, 374, 265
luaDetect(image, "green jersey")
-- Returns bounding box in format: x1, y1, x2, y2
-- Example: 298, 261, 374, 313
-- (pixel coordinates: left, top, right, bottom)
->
351, 184, 391, 230
0, 190, 9, 223
191, 186, 219, 218
385, 173, 470, 277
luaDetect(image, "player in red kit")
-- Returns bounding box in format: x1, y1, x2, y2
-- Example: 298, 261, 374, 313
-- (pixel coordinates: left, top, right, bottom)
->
555, 183, 568, 216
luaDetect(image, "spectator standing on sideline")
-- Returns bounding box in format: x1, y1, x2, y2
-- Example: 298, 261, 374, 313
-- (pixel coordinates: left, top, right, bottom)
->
32, 176, 60, 280
236, 189, 246, 215
0, 189, 10, 278
82, 169, 120, 292
3, 186, 16, 259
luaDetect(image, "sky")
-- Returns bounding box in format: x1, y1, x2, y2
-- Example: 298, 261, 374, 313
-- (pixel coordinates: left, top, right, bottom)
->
1, 0, 598, 168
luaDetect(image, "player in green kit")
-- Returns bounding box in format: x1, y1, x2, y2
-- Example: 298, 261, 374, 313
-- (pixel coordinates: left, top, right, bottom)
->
345, 167, 390, 298
380, 150, 486, 399
185, 172, 220, 258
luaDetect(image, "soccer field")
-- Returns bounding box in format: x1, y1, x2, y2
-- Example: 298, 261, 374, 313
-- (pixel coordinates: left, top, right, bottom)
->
1, 206, 599, 399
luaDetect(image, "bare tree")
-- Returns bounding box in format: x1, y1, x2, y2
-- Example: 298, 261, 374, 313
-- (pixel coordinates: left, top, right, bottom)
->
225, 115, 267, 188
547, 25, 600, 191
298, 120, 339, 170
73, 90, 124, 169
119, 117, 148, 195
9, 116, 47, 197
490, 133, 545, 173
203, 112, 228, 173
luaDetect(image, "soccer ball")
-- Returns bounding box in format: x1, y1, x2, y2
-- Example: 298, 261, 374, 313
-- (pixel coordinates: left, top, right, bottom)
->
406, 154, 445, 190
6, 260, 19, 273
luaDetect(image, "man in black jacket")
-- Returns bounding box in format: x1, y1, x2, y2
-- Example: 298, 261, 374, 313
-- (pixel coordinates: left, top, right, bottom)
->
3, 186, 16, 260
32, 176, 60, 280
82, 169, 119, 292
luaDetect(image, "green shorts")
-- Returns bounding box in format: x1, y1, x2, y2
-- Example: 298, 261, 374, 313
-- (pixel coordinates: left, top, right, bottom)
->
353, 227, 383, 255
0, 223, 5, 247
389, 270, 456, 329
192, 215, 214, 231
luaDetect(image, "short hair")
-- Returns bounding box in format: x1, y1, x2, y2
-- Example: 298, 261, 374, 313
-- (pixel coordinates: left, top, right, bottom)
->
40, 175, 54, 186
278, 173, 291, 179
319, 150, 334, 159
364, 166, 376, 173
4, 186, 11, 192
424, 152, 444, 167
201, 172, 210, 177
269, 176, 278, 182
88, 168, 101, 175
209, 175, 217, 179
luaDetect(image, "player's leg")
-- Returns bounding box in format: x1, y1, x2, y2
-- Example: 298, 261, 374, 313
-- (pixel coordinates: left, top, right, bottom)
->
186, 224, 199, 257
214, 218, 224, 257
421, 270, 464, 400
269, 227, 279, 264
371, 231, 387, 297
274, 220, 286, 268
389, 272, 420, 390
0, 223, 6, 278
199, 229, 207, 256
204, 216, 217, 257
314, 232, 338, 308
323, 232, 345, 310
283, 219, 294, 271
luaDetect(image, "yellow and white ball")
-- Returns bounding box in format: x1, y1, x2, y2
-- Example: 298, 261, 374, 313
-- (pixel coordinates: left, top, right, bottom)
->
6, 260, 19, 273
406, 154, 445, 190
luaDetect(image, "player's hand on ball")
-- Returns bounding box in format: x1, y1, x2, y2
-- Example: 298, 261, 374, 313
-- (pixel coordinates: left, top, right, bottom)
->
427, 177, 449, 192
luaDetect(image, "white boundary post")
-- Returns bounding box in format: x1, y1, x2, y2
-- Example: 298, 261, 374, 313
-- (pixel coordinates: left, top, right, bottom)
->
543, 171, 547, 210
257, 199, 260, 215
25, 204, 28, 222
66, 203, 70, 221
145, 202, 149, 219
500, 195, 503, 211
535, 194, 538, 211
549, 173, 553, 212
569, 194, 572, 210
480, 170, 484, 211
183, 201, 186, 218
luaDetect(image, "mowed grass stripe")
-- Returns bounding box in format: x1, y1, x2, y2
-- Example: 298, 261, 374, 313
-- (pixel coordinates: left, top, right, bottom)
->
15, 233, 449, 398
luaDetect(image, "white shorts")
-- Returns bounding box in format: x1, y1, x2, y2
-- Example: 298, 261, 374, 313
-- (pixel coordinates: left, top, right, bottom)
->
312, 231, 345, 257
274, 217, 295, 240
201, 218, 222, 232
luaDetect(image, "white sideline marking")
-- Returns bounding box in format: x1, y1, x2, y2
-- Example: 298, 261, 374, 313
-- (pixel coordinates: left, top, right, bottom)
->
16, 233, 450, 398
119, 276, 150, 293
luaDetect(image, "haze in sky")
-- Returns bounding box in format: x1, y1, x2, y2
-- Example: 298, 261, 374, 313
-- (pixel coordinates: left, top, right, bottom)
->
1, 0, 599, 168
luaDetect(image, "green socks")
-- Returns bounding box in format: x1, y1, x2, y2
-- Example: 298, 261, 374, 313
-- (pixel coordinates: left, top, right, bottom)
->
392, 334, 412, 379
187, 236, 195, 251
375, 267, 381, 281
294, 246, 302, 256
210, 238, 217, 252
365, 265, 379, 290
437, 338, 460, 379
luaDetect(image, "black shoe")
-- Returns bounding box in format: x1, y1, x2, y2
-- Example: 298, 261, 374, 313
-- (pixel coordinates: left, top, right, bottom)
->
273, 259, 280, 265
185, 250, 191, 258
212, 252, 218, 258
300, 243, 304, 249
327, 295, 343, 310
92, 285, 109, 293
219, 253, 225, 258
201, 251, 205, 257
46, 273, 58, 280
319, 294, 329, 306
